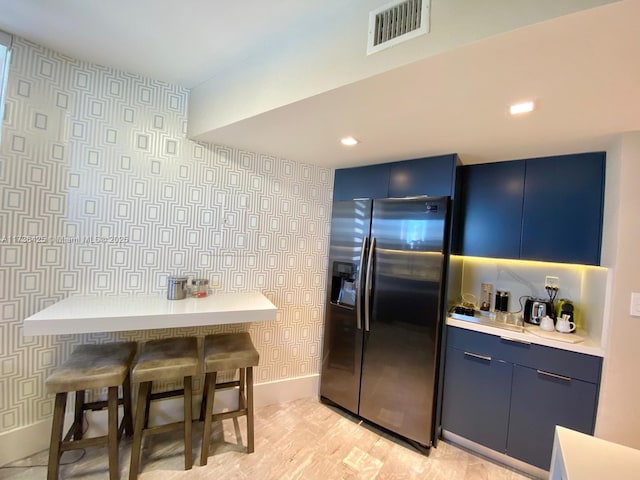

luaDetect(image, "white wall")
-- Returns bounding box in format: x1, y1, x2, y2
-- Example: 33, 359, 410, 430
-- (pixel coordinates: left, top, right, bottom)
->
596, 132, 640, 448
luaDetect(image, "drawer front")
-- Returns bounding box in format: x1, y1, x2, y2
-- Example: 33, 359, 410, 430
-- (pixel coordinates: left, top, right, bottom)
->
508, 364, 599, 470
446, 326, 602, 383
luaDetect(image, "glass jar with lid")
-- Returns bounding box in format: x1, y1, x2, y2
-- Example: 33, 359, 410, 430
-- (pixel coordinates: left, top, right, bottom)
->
192, 279, 209, 298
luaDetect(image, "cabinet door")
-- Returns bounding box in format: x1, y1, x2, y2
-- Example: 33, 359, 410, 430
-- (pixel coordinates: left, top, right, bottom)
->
441, 346, 513, 452
459, 161, 525, 259
333, 164, 390, 201
521, 152, 605, 265
388, 154, 457, 198
507, 365, 599, 470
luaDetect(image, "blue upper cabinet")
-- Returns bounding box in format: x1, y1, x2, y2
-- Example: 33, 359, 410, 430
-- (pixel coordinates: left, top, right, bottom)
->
388, 154, 458, 198
460, 160, 525, 259
333, 163, 390, 201
459, 152, 605, 265
521, 152, 605, 265
333, 154, 459, 201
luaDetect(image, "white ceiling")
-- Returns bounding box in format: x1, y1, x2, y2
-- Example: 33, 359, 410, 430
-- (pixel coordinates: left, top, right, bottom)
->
0, 0, 638, 168
0, 0, 347, 88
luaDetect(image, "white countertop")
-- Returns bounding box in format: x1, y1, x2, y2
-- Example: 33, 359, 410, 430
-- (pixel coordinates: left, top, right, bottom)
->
23, 292, 278, 336
447, 317, 604, 357
550, 426, 640, 479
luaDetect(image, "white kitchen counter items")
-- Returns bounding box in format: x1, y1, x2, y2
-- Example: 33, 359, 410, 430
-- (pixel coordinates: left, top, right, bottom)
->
447, 317, 604, 357
23, 292, 277, 336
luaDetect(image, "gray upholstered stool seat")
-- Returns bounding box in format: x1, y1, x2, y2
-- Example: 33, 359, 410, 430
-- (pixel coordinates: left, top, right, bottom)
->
129, 336, 198, 480
46, 341, 137, 480
200, 332, 259, 465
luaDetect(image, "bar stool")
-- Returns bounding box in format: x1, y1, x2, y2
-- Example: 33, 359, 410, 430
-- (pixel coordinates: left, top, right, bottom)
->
199, 332, 259, 465
128, 336, 198, 480
45, 341, 137, 480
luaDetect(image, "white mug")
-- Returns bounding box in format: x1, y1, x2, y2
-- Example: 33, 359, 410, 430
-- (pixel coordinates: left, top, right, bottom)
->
540, 315, 555, 332
556, 317, 576, 333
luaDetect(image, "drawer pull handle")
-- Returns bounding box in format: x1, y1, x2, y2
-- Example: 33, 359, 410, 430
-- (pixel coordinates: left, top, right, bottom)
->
537, 369, 571, 382
464, 351, 492, 362
500, 336, 531, 345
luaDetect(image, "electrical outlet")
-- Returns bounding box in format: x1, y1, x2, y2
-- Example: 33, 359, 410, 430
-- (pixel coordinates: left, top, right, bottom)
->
545, 276, 560, 289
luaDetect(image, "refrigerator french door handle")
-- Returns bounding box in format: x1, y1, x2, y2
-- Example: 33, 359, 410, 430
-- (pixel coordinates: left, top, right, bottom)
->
356, 237, 367, 330
364, 237, 376, 332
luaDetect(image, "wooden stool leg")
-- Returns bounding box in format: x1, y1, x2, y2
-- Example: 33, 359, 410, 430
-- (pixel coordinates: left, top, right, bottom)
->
107, 386, 119, 480
246, 367, 255, 453
73, 390, 85, 440
122, 372, 134, 437
184, 376, 193, 470
200, 372, 217, 466
143, 383, 152, 429
47, 392, 67, 480
129, 382, 150, 480
239, 368, 245, 398
200, 372, 210, 421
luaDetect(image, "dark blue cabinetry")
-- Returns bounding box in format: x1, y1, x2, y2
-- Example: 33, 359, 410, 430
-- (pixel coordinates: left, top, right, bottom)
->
333, 154, 458, 201
459, 152, 605, 265
333, 163, 390, 201
442, 326, 602, 471
441, 346, 512, 452
508, 365, 599, 470
521, 152, 605, 265
460, 161, 524, 258
388, 154, 458, 198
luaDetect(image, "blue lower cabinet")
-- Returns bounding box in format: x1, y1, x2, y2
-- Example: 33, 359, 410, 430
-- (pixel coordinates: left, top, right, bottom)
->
507, 365, 598, 470
441, 347, 512, 452
442, 327, 601, 471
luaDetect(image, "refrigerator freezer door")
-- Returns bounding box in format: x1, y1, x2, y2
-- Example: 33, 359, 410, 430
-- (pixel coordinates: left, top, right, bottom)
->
320, 199, 372, 414
359, 196, 449, 445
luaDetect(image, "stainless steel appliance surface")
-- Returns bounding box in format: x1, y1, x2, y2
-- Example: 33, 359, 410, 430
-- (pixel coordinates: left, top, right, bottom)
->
524, 297, 553, 325
320, 196, 450, 448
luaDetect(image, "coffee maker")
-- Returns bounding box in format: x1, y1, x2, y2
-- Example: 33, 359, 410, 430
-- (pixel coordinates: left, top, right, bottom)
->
556, 299, 576, 330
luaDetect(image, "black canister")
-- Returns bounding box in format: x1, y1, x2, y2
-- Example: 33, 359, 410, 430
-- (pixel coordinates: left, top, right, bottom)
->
495, 290, 510, 312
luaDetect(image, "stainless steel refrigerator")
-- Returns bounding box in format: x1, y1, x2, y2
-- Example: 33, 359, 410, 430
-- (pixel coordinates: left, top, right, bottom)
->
320, 196, 450, 447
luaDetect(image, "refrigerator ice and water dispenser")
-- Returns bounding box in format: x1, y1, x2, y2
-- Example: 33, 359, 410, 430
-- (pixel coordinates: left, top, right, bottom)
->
330, 261, 356, 307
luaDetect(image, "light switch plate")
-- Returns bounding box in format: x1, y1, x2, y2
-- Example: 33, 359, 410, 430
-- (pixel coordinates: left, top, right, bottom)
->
631, 292, 640, 317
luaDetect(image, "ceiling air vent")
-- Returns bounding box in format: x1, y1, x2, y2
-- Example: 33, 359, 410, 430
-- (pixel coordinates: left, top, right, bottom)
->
367, 0, 430, 55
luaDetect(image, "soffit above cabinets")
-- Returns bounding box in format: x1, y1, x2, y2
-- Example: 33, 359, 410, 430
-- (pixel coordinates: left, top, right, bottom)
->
191, 0, 639, 168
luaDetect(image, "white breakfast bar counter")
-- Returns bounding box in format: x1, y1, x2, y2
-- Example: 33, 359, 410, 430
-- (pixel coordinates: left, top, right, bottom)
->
23, 292, 278, 336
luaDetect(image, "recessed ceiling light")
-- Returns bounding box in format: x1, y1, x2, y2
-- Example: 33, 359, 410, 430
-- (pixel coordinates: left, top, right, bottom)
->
340, 136, 360, 146
509, 101, 535, 115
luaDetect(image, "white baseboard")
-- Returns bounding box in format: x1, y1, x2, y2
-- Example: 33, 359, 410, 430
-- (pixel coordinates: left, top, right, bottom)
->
0, 374, 320, 467
442, 430, 548, 479
0, 416, 53, 468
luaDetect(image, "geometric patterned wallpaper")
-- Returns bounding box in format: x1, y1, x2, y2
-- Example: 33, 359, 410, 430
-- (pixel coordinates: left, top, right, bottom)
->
0, 38, 332, 434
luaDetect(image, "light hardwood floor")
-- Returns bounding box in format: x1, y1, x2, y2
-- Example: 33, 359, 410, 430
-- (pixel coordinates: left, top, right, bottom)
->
0, 398, 534, 479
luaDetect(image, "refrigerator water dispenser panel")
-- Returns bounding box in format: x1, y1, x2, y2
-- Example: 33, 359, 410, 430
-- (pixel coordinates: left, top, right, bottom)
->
331, 261, 356, 307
